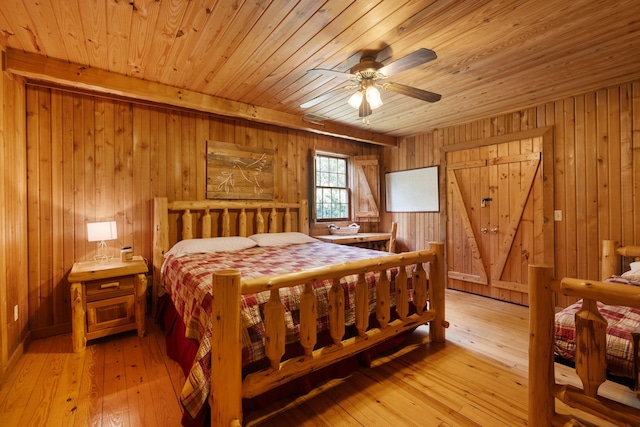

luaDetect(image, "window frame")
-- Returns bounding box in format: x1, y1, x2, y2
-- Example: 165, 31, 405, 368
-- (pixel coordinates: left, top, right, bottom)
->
313, 152, 351, 222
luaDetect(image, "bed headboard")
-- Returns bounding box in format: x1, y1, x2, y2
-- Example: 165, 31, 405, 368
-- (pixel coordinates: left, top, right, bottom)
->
601, 240, 640, 280
151, 197, 309, 312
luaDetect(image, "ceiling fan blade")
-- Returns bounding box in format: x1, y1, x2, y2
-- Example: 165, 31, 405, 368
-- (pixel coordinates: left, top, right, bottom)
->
300, 87, 354, 109
306, 68, 356, 79
378, 48, 437, 77
384, 82, 441, 103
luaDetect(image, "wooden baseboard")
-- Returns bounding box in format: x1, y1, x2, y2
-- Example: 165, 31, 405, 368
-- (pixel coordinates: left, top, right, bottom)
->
29, 323, 71, 340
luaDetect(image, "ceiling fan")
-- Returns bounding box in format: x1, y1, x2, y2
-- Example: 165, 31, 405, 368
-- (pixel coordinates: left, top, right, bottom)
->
300, 48, 442, 118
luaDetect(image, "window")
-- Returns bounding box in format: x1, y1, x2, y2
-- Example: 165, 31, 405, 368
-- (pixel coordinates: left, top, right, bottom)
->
315, 154, 349, 220
313, 153, 380, 223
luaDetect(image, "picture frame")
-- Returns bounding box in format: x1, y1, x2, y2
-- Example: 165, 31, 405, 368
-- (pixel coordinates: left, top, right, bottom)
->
206, 141, 274, 200
385, 166, 439, 212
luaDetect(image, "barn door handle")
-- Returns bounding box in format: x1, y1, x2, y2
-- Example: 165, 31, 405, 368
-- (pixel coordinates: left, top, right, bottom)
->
490, 226, 499, 234
481, 197, 492, 208
480, 227, 488, 234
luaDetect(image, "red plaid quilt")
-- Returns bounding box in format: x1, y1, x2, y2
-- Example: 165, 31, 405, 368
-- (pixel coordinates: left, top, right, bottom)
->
162, 241, 411, 419
554, 276, 640, 378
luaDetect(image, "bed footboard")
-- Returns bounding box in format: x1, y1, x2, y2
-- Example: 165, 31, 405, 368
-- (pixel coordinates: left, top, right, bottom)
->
529, 261, 640, 426
210, 242, 446, 427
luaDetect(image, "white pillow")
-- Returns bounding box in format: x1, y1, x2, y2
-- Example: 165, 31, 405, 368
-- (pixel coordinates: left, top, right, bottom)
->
622, 262, 640, 282
249, 232, 318, 247
164, 237, 257, 258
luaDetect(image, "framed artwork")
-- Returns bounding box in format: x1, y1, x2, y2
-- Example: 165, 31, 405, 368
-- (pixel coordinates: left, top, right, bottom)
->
206, 140, 274, 200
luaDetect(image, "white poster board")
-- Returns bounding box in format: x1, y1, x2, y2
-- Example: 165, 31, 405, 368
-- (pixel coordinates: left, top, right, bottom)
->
385, 166, 439, 212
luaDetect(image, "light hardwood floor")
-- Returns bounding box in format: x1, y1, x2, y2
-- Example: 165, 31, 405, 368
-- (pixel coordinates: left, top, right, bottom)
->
0, 289, 636, 426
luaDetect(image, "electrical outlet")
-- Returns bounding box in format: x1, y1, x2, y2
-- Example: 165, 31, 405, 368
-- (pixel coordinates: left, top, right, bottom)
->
14, 305, 18, 321
554, 210, 562, 221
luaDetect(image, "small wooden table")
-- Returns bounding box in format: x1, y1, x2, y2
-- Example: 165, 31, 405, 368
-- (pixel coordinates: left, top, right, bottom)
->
69, 256, 148, 352
316, 232, 391, 251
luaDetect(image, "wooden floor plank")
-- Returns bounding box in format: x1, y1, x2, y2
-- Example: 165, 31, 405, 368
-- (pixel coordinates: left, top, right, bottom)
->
46, 341, 86, 426
73, 344, 104, 427
102, 334, 131, 427
147, 316, 186, 404
0, 337, 53, 425
362, 351, 488, 426
21, 331, 69, 426
122, 333, 159, 427
286, 384, 357, 426
317, 377, 398, 427
137, 325, 184, 426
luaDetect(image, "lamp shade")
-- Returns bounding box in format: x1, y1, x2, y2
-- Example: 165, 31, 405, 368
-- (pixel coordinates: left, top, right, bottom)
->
347, 91, 363, 109
87, 221, 118, 242
366, 86, 383, 109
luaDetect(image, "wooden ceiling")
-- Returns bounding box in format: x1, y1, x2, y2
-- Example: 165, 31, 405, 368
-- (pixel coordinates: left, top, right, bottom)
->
1, 0, 639, 144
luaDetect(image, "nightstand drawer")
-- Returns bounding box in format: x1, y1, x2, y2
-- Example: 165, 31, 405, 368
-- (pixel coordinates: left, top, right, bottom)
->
86, 294, 135, 332
86, 276, 134, 301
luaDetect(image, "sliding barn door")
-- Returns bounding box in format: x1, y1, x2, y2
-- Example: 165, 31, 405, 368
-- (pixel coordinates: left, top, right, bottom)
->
446, 136, 552, 306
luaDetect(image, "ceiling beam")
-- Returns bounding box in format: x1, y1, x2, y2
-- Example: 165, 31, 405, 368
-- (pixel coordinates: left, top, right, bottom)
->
4, 49, 397, 147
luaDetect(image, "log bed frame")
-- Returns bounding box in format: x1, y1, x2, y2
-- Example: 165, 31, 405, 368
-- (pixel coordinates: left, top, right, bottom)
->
151, 197, 447, 427
529, 240, 640, 426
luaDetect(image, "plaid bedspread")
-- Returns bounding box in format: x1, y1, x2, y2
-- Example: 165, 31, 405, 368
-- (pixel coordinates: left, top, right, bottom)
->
554, 276, 640, 378
162, 242, 410, 419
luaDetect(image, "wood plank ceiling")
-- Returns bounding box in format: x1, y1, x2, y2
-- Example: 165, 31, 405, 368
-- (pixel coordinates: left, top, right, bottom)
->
1, 0, 639, 143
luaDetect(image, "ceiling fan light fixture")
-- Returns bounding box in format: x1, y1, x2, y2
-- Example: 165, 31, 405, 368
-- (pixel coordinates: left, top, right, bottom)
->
348, 91, 363, 109
366, 85, 383, 109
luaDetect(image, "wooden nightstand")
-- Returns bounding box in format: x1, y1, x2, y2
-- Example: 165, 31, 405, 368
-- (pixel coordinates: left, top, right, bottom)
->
69, 256, 148, 352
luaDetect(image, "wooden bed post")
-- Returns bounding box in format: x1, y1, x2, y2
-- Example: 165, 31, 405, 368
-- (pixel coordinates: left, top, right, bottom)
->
256, 208, 265, 233
429, 241, 446, 342
299, 199, 309, 234
182, 209, 193, 239
210, 270, 243, 427
239, 208, 247, 236
202, 209, 212, 238
602, 239, 619, 281
269, 207, 277, 232
152, 197, 169, 316
222, 208, 230, 236
528, 264, 555, 426
284, 207, 291, 232
575, 299, 607, 397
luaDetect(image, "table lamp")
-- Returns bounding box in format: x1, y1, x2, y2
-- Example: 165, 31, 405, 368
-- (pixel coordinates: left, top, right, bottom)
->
87, 221, 117, 263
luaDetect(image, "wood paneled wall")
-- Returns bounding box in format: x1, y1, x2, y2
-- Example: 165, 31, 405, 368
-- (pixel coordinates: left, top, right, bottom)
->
0, 68, 29, 381
24, 85, 381, 337
386, 80, 640, 307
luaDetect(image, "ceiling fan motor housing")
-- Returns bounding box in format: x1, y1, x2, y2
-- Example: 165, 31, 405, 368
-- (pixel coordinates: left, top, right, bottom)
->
350, 58, 386, 80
